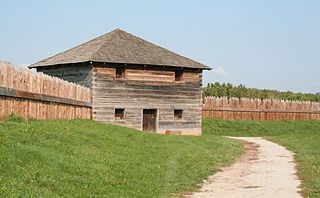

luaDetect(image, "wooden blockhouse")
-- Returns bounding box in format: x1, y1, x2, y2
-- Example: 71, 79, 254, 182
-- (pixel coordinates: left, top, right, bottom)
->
30, 29, 211, 135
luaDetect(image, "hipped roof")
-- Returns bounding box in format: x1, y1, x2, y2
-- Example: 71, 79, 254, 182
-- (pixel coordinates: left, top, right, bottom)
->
30, 29, 211, 70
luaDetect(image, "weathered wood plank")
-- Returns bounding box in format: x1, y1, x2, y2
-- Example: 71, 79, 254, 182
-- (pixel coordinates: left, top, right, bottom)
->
203, 108, 320, 114
0, 62, 92, 120
126, 69, 175, 82
0, 86, 92, 107
94, 67, 116, 77
203, 97, 320, 121
37, 64, 93, 88
92, 64, 203, 135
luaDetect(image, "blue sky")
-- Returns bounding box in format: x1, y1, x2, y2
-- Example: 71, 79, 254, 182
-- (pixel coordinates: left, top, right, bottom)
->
1, 0, 319, 93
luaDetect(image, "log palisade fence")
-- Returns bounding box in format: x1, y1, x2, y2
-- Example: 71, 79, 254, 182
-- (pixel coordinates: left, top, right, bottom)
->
1, 61, 320, 122
0, 62, 91, 120
203, 97, 320, 121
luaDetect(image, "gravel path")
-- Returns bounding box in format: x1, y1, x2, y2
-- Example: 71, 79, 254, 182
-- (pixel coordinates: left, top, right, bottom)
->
186, 137, 302, 198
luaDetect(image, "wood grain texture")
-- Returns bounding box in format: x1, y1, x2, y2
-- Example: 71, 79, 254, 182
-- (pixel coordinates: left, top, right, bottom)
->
126, 69, 175, 82
36, 64, 93, 88
0, 86, 91, 107
92, 64, 203, 135
203, 97, 320, 121
0, 62, 91, 120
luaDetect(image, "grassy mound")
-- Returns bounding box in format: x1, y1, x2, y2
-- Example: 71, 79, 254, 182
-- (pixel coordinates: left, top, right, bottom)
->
204, 118, 320, 197
0, 119, 242, 197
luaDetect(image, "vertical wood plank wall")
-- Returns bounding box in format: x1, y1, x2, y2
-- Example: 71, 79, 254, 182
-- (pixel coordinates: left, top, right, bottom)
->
92, 64, 203, 135
203, 97, 320, 121
0, 62, 92, 120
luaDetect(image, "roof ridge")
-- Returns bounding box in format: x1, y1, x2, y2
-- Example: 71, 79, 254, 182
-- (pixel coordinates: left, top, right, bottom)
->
88, 29, 120, 61
116, 30, 208, 68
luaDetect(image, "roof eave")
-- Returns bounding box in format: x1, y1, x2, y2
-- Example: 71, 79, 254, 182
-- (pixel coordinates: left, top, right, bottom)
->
29, 60, 211, 70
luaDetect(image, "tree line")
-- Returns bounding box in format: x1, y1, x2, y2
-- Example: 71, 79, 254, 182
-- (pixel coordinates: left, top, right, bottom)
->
203, 82, 320, 102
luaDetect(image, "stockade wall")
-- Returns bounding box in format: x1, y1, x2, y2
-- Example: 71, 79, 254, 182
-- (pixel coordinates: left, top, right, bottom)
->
203, 97, 320, 121
0, 62, 92, 120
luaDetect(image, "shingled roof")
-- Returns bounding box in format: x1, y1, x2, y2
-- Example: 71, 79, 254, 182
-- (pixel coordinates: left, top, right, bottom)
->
29, 29, 210, 70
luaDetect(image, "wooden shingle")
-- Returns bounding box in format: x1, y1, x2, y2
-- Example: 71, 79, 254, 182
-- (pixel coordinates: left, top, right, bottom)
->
30, 29, 211, 70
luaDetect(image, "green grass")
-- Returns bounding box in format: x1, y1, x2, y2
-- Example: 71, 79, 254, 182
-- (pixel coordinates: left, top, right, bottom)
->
204, 118, 320, 198
3, 116, 318, 197
0, 118, 243, 197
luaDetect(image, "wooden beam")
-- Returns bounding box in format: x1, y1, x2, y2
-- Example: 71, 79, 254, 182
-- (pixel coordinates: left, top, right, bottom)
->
0, 86, 92, 108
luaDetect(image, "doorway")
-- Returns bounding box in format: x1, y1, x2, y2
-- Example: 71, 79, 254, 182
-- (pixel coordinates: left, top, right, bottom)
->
143, 109, 157, 132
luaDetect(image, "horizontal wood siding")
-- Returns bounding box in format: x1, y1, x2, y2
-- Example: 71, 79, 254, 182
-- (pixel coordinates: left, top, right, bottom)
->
94, 67, 115, 77
126, 69, 175, 82
183, 72, 201, 83
37, 64, 93, 88
92, 64, 202, 135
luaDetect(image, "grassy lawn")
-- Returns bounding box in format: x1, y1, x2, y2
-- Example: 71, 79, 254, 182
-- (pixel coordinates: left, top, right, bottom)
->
204, 118, 320, 198
0, 117, 243, 197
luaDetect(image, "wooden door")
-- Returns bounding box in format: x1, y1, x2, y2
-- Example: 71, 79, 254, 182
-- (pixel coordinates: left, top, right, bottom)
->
143, 109, 157, 132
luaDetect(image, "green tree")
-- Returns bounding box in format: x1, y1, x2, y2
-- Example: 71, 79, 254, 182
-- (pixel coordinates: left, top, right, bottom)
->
203, 82, 320, 102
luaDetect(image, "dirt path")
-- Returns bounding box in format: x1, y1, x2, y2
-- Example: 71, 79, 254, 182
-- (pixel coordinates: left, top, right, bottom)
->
186, 137, 302, 198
